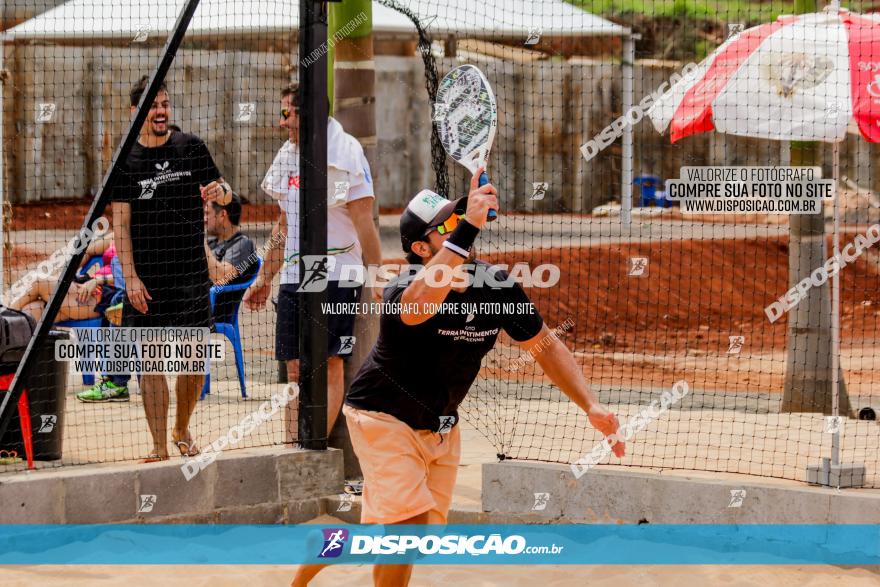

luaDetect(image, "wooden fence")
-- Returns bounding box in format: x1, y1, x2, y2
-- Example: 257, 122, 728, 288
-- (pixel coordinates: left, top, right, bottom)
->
4, 44, 878, 212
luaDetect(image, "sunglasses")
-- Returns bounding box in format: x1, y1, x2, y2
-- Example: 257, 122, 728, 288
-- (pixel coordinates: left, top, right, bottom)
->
429, 213, 465, 236
280, 107, 299, 120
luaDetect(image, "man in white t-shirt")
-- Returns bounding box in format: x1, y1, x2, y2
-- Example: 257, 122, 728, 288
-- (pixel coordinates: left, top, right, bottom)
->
244, 83, 382, 439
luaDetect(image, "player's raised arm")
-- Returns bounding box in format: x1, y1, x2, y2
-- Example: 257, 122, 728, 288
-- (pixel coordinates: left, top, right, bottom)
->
400, 168, 498, 325
523, 324, 625, 457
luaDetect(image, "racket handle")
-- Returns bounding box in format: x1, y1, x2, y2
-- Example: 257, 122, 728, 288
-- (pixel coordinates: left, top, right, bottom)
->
478, 171, 498, 221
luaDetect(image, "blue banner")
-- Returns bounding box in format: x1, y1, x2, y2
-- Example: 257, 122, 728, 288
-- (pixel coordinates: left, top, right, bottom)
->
0, 525, 877, 565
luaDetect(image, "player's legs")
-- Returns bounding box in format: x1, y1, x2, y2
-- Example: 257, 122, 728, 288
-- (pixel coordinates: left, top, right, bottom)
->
10, 278, 99, 322
9, 276, 52, 311
327, 356, 344, 432
290, 563, 329, 587
21, 301, 45, 321
282, 357, 343, 442
140, 374, 170, 458
173, 374, 204, 454
371, 510, 431, 586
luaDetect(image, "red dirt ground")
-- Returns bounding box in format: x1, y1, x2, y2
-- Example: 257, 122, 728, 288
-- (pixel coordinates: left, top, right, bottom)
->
480, 238, 880, 393
486, 237, 880, 355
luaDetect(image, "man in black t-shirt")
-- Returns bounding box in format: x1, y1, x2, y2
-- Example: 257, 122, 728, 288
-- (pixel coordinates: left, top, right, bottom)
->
291, 170, 625, 587
111, 76, 233, 462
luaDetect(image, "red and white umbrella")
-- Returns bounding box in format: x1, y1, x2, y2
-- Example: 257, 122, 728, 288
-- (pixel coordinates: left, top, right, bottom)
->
648, 5, 880, 144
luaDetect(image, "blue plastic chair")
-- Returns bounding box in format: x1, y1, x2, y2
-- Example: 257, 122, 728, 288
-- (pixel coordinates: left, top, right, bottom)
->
634, 175, 662, 207
57, 255, 105, 385
200, 256, 262, 401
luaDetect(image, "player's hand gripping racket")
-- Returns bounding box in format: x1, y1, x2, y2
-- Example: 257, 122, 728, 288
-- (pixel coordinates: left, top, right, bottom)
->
434, 64, 498, 221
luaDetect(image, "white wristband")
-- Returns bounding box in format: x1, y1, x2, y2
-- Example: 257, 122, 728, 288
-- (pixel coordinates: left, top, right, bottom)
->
442, 240, 469, 258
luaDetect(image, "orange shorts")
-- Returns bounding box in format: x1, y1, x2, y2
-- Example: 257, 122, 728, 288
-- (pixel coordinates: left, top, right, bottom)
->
343, 404, 461, 524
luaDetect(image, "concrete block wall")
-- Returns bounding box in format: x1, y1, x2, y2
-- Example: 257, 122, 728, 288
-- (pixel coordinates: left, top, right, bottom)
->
483, 462, 880, 524
0, 446, 342, 524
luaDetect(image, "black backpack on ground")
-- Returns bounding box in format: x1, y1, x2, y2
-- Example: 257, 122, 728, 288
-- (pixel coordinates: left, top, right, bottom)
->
0, 307, 36, 365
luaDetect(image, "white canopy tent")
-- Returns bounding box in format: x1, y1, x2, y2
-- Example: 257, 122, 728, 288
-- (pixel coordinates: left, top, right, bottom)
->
5, 0, 627, 40
0, 0, 634, 291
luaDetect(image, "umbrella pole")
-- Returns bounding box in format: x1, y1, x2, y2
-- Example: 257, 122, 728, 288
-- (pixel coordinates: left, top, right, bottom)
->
621, 34, 635, 228
806, 142, 864, 488
832, 142, 840, 468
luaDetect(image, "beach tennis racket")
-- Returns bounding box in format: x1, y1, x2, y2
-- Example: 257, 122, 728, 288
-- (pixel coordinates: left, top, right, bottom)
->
434, 64, 498, 221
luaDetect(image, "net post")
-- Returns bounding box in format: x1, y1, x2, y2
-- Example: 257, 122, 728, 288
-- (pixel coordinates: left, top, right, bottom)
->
298, 0, 330, 451
620, 33, 635, 228
831, 142, 840, 467
0, 34, 5, 297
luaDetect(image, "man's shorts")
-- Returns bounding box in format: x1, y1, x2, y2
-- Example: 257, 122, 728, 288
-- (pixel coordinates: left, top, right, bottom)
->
275, 281, 363, 361
342, 404, 461, 524
122, 282, 211, 328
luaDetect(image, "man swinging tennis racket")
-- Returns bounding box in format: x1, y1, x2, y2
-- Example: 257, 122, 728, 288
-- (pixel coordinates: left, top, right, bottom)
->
292, 169, 624, 586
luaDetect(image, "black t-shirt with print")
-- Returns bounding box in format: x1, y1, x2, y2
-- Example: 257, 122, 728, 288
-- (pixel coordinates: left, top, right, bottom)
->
346, 260, 544, 432
110, 131, 221, 296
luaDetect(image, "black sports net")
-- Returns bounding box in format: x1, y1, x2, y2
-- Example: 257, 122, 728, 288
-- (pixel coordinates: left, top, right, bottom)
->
0, 0, 878, 493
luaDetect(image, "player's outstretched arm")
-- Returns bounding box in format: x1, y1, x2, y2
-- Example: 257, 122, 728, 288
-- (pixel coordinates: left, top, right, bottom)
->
524, 324, 625, 458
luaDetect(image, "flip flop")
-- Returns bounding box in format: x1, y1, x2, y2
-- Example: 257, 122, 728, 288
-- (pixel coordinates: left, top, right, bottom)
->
142, 453, 169, 464
174, 440, 200, 457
